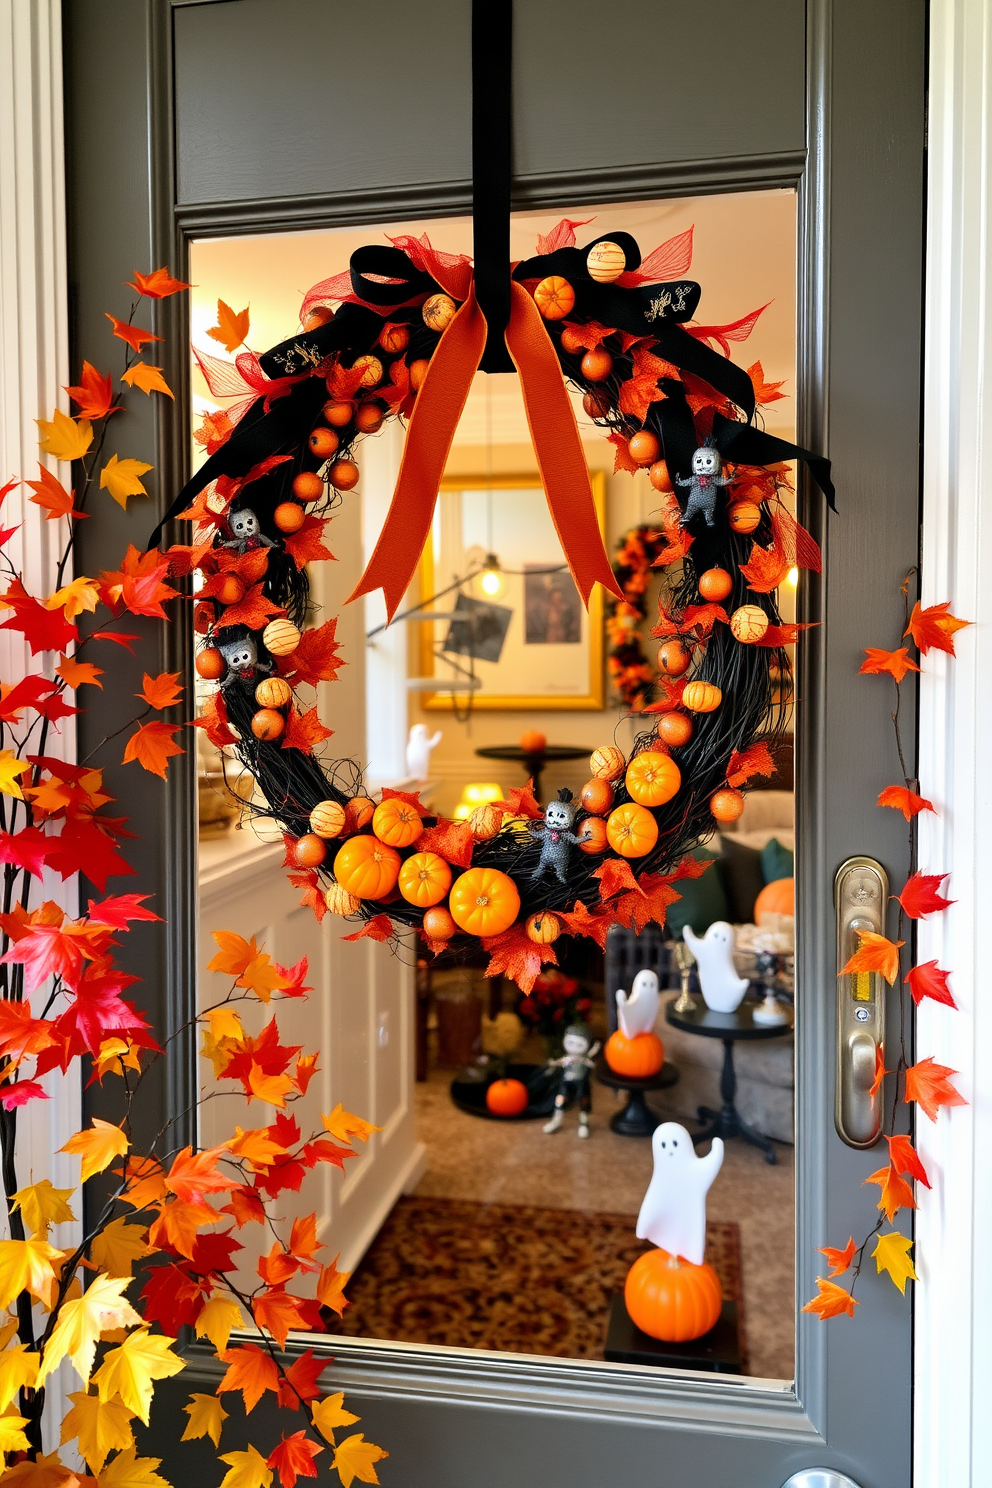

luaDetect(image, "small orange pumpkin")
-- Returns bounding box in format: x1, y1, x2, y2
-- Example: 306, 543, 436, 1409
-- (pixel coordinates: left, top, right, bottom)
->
578, 817, 609, 854
195, 647, 226, 681
698, 567, 733, 602
657, 639, 691, 677
469, 803, 502, 840
607, 803, 659, 858
682, 680, 722, 713
728, 500, 761, 534
534, 276, 575, 320
344, 796, 375, 833
710, 788, 745, 823
625, 751, 681, 808
754, 877, 795, 919
625, 1248, 722, 1342
580, 777, 614, 816
590, 745, 625, 781
333, 836, 401, 900
423, 906, 456, 940
605, 1029, 665, 1079
525, 911, 562, 944
372, 798, 424, 848
485, 1078, 529, 1117
657, 712, 693, 748
398, 852, 452, 908
519, 728, 547, 753
324, 882, 360, 917
449, 867, 520, 937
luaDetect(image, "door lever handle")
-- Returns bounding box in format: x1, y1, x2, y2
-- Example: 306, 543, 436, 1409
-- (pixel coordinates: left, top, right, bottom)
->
834, 856, 888, 1147
781, 1471, 865, 1488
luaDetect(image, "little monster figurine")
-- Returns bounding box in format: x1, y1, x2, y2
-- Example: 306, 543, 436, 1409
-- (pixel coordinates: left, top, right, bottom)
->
529, 787, 583, 883
220, 505, 277, 554
543, 1023, 601, 1138
215, 631, 275, 691
678, 440, 732, 528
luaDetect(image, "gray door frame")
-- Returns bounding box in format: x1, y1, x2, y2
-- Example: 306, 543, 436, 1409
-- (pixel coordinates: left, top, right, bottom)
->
64, 2, 924, 1484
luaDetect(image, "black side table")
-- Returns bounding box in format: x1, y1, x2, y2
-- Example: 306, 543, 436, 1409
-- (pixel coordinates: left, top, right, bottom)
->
474, 744, 589, 805
595, 1059, 679, 1137
665, 994, 793, 1165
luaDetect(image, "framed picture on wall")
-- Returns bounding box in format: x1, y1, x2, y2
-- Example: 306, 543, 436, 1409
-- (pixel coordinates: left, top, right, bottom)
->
417, 472, 606, 710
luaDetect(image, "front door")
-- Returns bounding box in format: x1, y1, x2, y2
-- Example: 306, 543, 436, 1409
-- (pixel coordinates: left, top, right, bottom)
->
64, 2, 925, 1485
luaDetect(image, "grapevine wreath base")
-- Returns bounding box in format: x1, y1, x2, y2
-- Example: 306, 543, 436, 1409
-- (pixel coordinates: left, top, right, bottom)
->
158, 221, 832, 989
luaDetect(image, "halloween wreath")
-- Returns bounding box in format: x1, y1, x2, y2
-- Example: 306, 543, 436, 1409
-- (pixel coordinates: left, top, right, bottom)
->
156, 219, 832, 988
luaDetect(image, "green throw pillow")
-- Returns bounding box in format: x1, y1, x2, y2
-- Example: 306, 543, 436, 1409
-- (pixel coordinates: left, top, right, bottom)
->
761, 836, 795, 885
666, 847, 730, 939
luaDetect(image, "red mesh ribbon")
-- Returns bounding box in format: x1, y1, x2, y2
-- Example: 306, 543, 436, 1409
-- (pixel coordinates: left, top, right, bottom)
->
349, 282, 622, 620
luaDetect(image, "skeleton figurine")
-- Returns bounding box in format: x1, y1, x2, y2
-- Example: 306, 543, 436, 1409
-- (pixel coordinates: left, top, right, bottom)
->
220, 504, 277, 555
677, 440, 732, 528
529, 788, 582, 883
543, 1024, 601, 1138
215, 631, 275, 691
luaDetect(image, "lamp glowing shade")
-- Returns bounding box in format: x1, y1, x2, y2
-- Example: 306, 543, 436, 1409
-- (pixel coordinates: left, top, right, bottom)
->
481, 569, 502, 596
453, 781, 505, 821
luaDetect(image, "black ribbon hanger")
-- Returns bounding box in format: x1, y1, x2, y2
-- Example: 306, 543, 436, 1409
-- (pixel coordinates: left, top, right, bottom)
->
473, 0, 515, 372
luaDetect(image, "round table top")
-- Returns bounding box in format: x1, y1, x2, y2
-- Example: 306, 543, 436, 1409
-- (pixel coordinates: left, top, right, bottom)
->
475, 744, 591, 763
665, 993, 794, 1041
596, 1058, 679, 1093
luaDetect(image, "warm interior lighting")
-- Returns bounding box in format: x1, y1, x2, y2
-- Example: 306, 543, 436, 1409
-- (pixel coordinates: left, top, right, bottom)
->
787, 566, 799, 588
453, 781, 505, 820
479, 553, 503, 597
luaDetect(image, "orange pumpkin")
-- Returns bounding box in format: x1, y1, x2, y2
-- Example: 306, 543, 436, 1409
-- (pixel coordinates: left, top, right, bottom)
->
710, 788, 745, 823
607, 803, 659, 858
624, 1248, 722, 1342
525, 911, 562, 944
423, 905, 456, 941
469, 803, 502, 840
657, 639, 691, 677
625, 751, 681, 808
519, 728, 547, 753
698, 567, 733, 602
195, 647, 225, 681
605, 1030, 665, 1079
324, 882, 360, 917
534, 276, 575, 320
333, 836, 401, 900
485, 1078, 529, 1117
344, 796, 375, 832
754, 877, 794, 919
578, 817, 609, 854
293, 833, 327, 869
251, 708, 285, 741
398, 852, 452, 908
657, 712, 693, 748
449, 867, 520, 937
682, 680, 722, 713
580, 777, 614, 815
590, 745, 625, 781
728, 500, 761, 534
372, 798, 424, 848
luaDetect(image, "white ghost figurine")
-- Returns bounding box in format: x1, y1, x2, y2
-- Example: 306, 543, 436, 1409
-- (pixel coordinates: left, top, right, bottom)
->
636, 1122, 724, 1265
405, 724, 442, 782
682, 922, 749, 1013
615, 968, 660, 1039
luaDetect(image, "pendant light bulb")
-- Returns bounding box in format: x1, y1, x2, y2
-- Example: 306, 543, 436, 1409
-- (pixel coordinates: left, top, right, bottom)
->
480, 555, 502, 597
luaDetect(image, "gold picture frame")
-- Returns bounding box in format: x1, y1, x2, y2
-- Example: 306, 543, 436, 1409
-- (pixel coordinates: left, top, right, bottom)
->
417, 472, 606, 711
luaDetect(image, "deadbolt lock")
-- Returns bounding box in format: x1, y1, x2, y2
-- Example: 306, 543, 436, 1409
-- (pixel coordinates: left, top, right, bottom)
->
834, 856, 888, 1148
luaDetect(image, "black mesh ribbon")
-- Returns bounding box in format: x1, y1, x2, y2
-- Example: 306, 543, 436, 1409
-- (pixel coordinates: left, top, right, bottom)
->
473, 0, 515, 372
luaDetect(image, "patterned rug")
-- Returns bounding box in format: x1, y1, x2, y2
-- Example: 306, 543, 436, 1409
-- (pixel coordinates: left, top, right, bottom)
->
326, 1196, 745, 1363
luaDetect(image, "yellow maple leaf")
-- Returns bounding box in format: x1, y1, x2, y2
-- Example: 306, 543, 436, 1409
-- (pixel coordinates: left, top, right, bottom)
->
61, 1389, 135, 1473
92, 1327, 184, 1424
199, 1026, 237, 1079
316, 1258, 350, 1317
45, 576, 101, 621
0, 752, 31, 800
89, 1217, 153, 1279
0, 1414, 31, 1465
97, 1444, 171, 1488
181, 1392, 228, 1449
229, 1126, 286, 1171
92, 1037, 143, 1082
60, 1118, 129, 1183
332, 1434, 388, 1488
11, 1180, 76, 1238
0, 1346, 40, 1411
36, 409, 93, 462
311, 1391, 360, 1447
0, 1237, 62, 1310
99, 455, 154, 510
120, 363, 174, 399
217, 1445, 273, 1488
322, 1105, 380, 1146
205, 1006, 245, 1042
872, 1231, 918, 1294
39, 1273, 142, 1386
193, 1295, 243, 1355
247, 1065, 293, 1107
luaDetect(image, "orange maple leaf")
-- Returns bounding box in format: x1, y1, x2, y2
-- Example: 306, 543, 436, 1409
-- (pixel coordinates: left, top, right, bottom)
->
284, 516, 335, 571
739, 541, 789, 593
117, 1154, 168, 1209
817, 1236, 856, 1278
725, 742, 776, 789
64, 361, 120, 421
593, 858, 641, 901
865, 1162, 917, 1223
57, 653, 103, 690
747, 360, 788, 404
165, 1143, 237, 1204
802, 1277, 858, 1320
128, 267, 191, 298
122, 719, 184, 779
25, 465, 85, 522
253, 1287, 315, 1348
612, 873, 681, 935
148, 1195, 218, 1257
207, 299, 251, 353
417, 818, 474, 868
481, 924, 558, 994
905, 600, 970, 657
905, 1056, 966, 1122
877, 785, 935, 820
316, 1257, 351, 1316
217, 1342, 280, 1412
896, 870, 954, 919
121, 361, 175, 399
279, 619, 344, 688
105, 312, 162, 353
559, 899, 614, 949
841, 930, 904, 986
213, 582, 285, 632
859, 646, 920, 682
608, 431, 640, 475
282, 706, 333, 755
137, 671, 183, 709
869, 1044, 888, 1101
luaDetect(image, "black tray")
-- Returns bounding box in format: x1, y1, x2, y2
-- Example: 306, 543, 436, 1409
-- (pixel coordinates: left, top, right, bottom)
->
450, 1061, 558, 1120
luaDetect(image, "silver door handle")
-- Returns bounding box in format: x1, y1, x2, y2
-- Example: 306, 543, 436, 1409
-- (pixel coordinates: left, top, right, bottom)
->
781, 1472, 865, 1488
834, 856, 888, 1147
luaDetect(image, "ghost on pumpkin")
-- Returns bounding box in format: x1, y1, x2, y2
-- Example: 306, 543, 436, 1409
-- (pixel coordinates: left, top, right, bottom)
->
615, 968, 660, 1039
636, 1121, 724, 1266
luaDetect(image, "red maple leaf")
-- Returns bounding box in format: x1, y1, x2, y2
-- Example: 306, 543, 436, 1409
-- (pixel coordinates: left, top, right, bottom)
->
0, 578, 77, 655
214, 582, 285, 632
417, 818, 474, 868
281, 619, 345, 688
770, 507, 821, 574
0, 828, 52, 879
25, 465, 85, 522
64, 361, 120, 420
281, 706, 333, 755
0, 1081, 48, 1111
0, 913, 107, 993
86, 893, 161, 930
896, 870, 954, 919
54, 961, 146, 1057
0, 1001, 57, 1064
287, 868, 328, 923
817, 1236, 856, 1277
725, 742, 776, 788
860, 647, 920, 683
341, 915, 394, 943
194, 692, 238, 749
98, 545, 177, 619
559, 899, 614, 949
905, 1056, 966, 1122
139, 1263, 203, 1331
284, 516, 335, 570
481, 924, 558, 994
877, 785, 935, 820
128, 266, 191, 298
268, 1433, 323, 1488
904, 960, 956, 1009
885, 1133, 931, 1188
276, 1350, 330, 1410
905, 600, 970, 656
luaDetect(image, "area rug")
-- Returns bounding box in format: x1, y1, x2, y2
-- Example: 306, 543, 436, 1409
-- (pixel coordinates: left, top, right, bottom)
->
326, 1196, 745, 1364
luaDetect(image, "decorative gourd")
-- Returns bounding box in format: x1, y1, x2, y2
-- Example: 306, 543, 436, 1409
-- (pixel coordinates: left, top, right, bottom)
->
624, 1247, 723, 1342
292, 471, 323, 502
682, 680, 722, 713
657, 640, 691, 677
698, 567, 734, 602
329, 459, 360, 490
625, 751, 681, 807
628, 430, 660, 467
372, 798, 423, 848
251, 708, 285, 741
255, 676, 292, 708
754, 877, 794, 919
586, 240, 626, 283
485, 1078, 529, 1117
648, 459, 674, 492
580, 777, 614, 816
308, 427, 339, 459
578, 817, 609, 854
534, 276, 575, 319
710, 788, 745, 823
293, 833, 327, 868
422, 906, 456, 941
607, 803, 659, 858
262, 618, 301, 656
469, 803, 502, 840
657, 712, 693, 748
378, 322, 409, 354
352, 354, 383, 388
605, 1029, 665, 1079
728, 500, 761, 534
274, 502, 306, 533
525, 911, 562, 944
324, 882, 360, 917
398, 851, 452, 908
309, 800, 346, 838
729, 605, 769, 643
519, 728, 547, 753
333, 836, 401, 900
590, 745, 625, 781
581, 347, 613, 382
422, 293, 457, 332
344, 796, 375, 832
449, 867, 520, 937
195, 647, 226, 681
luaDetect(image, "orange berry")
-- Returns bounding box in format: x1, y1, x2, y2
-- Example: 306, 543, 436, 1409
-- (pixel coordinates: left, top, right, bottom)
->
329, 460, 360, 491
378, 322, 410, 353
323, 399, 354, 427
292, 471, 323, 501
274, 502, 306, 533
355, 401, 385, 433
294, 833, 328, 868
581, 348, 613, 382
303, 306, 334, 331
628, 430, 660, 466
215, 573, 245, 606
251, 708, 285, 741
308, 427, 339, 459
649, 460, 674, 492
409, 359, 430, 391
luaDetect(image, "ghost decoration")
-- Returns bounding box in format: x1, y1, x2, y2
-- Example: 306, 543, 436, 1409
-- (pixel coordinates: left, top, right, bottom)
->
682, 923, 749, 1013
406, 724, 442, 782
636, 1121, 724, 1265
615, 968, 660, 1039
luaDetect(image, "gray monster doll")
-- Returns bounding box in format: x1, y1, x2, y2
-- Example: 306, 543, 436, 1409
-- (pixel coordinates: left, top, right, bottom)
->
678, 439, 732, 527
529, 788, 583, 883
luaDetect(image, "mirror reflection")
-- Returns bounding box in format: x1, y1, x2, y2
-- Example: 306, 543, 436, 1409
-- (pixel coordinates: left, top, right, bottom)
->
191, 190, 798, 1383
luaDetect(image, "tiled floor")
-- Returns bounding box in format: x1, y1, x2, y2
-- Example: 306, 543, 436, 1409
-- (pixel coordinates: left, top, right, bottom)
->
413, 1067, 795, 1381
